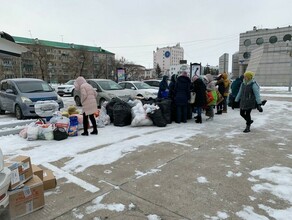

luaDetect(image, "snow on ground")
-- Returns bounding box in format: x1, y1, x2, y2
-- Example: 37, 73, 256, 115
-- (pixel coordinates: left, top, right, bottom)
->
0, 87, 291, 219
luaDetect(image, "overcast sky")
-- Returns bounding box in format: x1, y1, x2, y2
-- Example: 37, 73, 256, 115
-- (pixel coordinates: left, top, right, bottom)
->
1, 0, 292, 70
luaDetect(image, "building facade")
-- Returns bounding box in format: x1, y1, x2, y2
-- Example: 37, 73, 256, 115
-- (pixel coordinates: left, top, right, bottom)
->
231, 52, 239, 79
0, 36, 115, 83
236, 26, 292, 86
219, 53, 229, 74
153, 43, 184, 76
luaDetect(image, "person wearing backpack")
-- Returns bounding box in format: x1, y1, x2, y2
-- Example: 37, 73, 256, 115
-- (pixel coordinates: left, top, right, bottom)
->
74, 76, 98, 136
234, 71, 264, 133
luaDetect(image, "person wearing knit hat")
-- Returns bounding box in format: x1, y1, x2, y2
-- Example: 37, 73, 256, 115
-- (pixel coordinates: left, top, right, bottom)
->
234, 71, 265, 133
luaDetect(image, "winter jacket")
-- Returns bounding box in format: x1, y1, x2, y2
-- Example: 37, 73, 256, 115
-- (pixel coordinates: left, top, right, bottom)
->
191, 78, 207, 107
168, 74, 177, 100
222, 72, 231, 97
231, 75, 243, 97
74, 76, 98, 115
235, 79, 261, 110
174, 75, 191, 105
158, 75, 169, 98
216, 77, 225, 96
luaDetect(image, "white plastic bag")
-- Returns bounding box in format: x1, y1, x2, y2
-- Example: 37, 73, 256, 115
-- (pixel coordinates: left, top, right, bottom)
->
27, 126, 39, 141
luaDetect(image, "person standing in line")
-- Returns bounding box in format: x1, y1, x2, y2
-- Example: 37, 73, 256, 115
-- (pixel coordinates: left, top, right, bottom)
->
158, 75, 169, 99
222, 72, 231, 113
174, 71, 191, 123
215, 74, 224, 114
191, 75, 207, 123
168, 74, 177, 122
228, 74, 244, 108
234, 71, 263, 133
74, 76, 98, 136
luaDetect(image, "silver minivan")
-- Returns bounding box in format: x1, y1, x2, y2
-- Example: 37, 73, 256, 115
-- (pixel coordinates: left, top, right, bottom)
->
74, 79, 133, 107
0, 78, 64, 119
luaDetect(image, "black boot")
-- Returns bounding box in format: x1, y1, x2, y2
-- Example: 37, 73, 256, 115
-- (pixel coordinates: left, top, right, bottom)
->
81, 132, 88, 136
243, 125, 250, 133
215, 110, 222, 115
90, 129, 98, 135
195, 116, 202, 123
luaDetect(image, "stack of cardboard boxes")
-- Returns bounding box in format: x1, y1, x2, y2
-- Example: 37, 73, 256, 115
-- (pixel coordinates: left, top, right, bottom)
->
4, 155, 57, 219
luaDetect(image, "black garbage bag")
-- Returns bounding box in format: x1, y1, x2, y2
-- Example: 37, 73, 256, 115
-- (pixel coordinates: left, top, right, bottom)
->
156, 99, 172, 124
113, 101, 132, 126
147, 108, 167, 127
53, 127, 68, 141
106, 98, 124, 123
141, 97, 156, 105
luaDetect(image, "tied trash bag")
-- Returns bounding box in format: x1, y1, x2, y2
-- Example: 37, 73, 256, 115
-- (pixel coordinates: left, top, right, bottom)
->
113, 101, 132, 126
106, 98, 124, 123
147, 107, 167, 127
156, 99, 172, 124
53, 127, 68, 141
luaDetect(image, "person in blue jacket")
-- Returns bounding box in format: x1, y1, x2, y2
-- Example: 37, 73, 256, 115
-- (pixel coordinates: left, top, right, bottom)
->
158, 75, 169, 99
234, 71, 264, 133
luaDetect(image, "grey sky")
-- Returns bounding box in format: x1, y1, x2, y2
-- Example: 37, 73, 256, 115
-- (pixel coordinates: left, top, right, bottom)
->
1, 0, 292, 70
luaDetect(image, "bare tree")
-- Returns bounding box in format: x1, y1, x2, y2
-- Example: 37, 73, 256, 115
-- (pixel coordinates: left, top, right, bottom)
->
31, 45, 50, 80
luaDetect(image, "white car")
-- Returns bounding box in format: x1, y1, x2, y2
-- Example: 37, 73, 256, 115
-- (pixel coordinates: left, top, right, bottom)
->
0, 149, 11, 213
118, 81, 158, 99
74, 79, 133, 107
57, 80, 75, 97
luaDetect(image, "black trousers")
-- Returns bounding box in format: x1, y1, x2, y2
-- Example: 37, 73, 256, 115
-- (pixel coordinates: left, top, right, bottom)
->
83, 113, 97, 132
240, 109, 252, 125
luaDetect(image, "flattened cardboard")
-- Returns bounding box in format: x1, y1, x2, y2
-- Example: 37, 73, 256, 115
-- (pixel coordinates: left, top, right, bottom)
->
31, 164, 43, 181
5, 155, 33, 190
8, 175, 45, 219
43, 169, 57, 190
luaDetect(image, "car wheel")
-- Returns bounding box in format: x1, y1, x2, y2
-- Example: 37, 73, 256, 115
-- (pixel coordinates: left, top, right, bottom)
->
71, 89, 75, 97
75, 96, 82, 106
137, 94, 143, 98
15, 104, 24, 120
99, 98, 106, 108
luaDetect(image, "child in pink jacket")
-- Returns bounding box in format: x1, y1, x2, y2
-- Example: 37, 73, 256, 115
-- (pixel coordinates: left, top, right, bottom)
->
74, 76, 98, 135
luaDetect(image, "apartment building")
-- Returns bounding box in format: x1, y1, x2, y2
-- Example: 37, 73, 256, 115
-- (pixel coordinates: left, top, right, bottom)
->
0, 36, 115, 83
153, 43, 184, 75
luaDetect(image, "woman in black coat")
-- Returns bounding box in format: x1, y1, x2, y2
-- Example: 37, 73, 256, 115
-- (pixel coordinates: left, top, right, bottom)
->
174, 72, 191, 123
191, 75, 207, 123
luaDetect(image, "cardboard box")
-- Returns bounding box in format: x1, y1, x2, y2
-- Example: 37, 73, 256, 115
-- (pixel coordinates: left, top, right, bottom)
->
8, 175, 45, 219
43, 169, 57, 190
31, 164, 43, 181
5, 155, 33, 190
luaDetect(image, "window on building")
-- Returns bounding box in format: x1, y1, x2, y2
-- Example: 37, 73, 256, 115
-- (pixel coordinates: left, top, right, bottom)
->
269, 36, 278, 44
283, 34, 292, 42
244, 39, 251, 46
243, 52, 250, 59
256, 37, 264, 45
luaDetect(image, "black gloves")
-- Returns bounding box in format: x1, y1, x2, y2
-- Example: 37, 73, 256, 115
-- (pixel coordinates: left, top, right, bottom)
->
257, 104, 263, 112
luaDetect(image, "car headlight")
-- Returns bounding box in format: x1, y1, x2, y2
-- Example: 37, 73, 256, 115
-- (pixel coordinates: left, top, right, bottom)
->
20, 96, 32, 104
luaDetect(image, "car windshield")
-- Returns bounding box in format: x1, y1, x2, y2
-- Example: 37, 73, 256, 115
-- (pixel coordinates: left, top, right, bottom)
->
133, 82, 152, 89
15, 81, 54, 93
65, 80, 75, 85
97, 80, 123, 90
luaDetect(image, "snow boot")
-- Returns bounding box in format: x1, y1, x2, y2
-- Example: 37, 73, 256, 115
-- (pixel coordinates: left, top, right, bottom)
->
215, 110, 222, 115
81, 132, 89, 136
90, 129, 98, 135
243, 125, 250, 133
195, 116, 202, 124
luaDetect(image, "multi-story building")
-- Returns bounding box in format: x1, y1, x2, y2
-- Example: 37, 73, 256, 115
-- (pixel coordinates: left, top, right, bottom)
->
153, 43, 184, 75
0, 36, 115, 83
219, 53, 229, 74
231, 52, 239, 79
236, 26, 292, 86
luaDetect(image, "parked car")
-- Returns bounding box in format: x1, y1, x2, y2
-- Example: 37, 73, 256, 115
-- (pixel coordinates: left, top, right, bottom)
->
0, 78, 64, 120
74, 79, 133, 107
143, 79, 161, 89
118, 81, 158, 99
0, 148, 11, 213
57, 80, 75, 97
